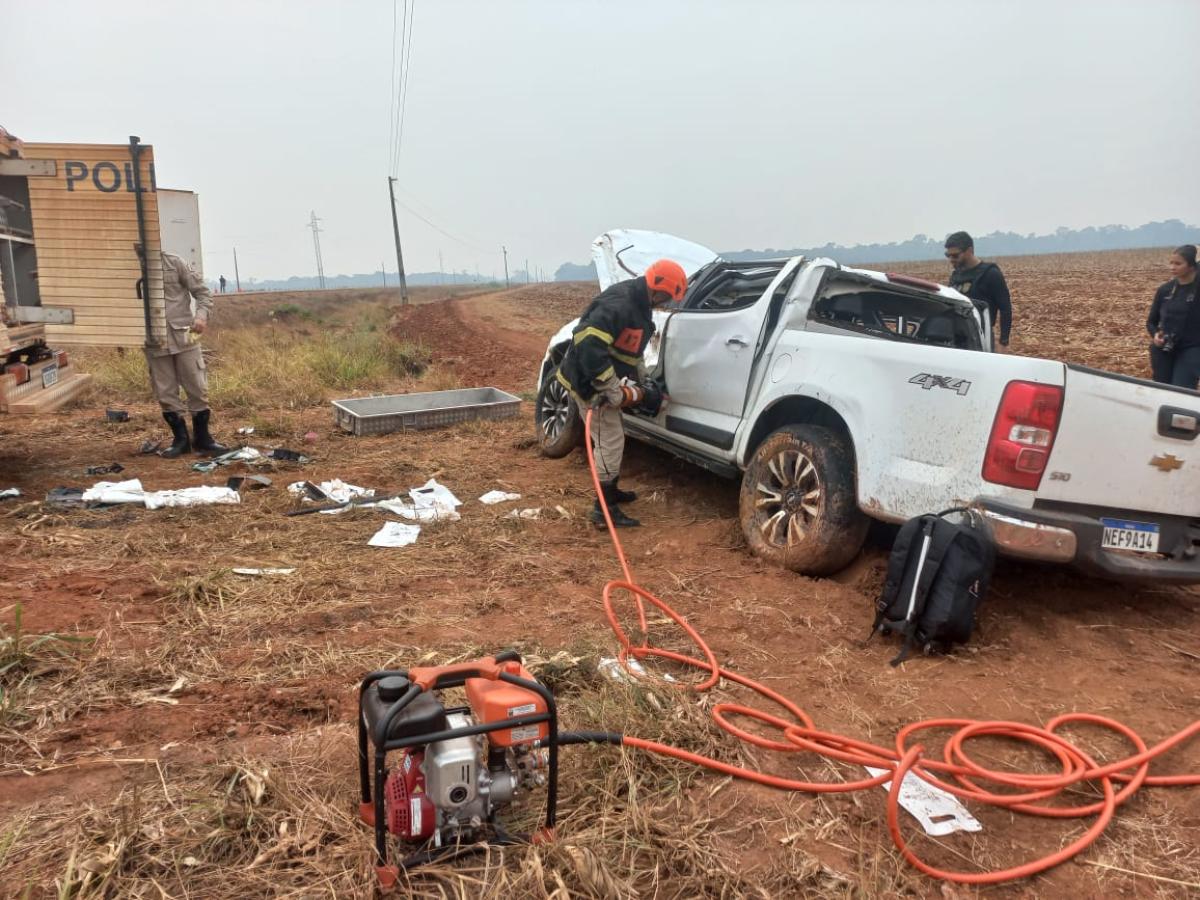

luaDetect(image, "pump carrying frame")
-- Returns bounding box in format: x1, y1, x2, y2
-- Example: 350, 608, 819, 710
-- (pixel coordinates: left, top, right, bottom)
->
356, 650, 560, 888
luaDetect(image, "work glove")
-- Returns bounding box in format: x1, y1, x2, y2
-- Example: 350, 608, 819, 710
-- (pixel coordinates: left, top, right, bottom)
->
592, 376, 627, 409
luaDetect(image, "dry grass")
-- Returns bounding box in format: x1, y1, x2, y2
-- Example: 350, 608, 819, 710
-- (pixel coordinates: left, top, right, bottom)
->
77, 327, 429, 413
0, 603, 93, 728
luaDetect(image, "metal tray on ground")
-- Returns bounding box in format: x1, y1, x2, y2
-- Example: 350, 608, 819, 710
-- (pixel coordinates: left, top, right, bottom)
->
332, 387, 522, 436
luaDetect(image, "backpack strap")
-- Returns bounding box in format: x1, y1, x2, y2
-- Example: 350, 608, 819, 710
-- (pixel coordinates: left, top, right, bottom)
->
889, 520, 959, 666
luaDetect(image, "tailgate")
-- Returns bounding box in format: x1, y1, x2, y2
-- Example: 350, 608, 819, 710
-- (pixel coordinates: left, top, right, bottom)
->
1040, 366, 1200, 515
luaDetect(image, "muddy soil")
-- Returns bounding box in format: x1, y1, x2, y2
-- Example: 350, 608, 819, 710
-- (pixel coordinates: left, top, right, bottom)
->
2, 250, 1197, 898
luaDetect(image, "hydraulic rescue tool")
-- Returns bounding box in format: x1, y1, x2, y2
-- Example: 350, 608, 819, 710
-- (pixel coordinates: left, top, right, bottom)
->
357, 651, 564, 888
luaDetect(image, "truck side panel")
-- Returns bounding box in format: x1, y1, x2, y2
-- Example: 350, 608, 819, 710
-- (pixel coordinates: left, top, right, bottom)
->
740, 330, 1065, 521
22, 143, 166, 349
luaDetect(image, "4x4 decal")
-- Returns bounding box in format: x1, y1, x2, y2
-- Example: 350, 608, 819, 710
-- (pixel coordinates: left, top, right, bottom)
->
909, 373, 972, 396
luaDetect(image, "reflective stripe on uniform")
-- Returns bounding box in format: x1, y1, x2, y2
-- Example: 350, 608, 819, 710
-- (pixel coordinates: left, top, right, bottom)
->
574, 326, 614, 345
555, 368, 583, 402
610, 349, 640, 367
594, 366, 615, 384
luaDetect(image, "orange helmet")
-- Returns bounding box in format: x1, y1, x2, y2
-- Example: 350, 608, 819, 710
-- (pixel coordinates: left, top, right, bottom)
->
643, 259, 687, 302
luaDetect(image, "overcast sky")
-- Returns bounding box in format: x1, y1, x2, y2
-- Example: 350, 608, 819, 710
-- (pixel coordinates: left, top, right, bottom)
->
5, 0, 1198, 281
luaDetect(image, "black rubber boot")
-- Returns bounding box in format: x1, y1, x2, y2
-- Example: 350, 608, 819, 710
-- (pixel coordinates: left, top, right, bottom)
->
610, 478, 638, 504
191, 409, 229, 455
590, 481, 640, 529
160, 411, 191, 459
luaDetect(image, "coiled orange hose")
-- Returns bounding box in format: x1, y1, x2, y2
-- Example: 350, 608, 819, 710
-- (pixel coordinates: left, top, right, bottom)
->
583, 409, 1199, 885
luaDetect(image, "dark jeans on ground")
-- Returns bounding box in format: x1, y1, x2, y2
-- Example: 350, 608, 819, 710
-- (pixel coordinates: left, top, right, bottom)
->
1150, 344, 1200, 389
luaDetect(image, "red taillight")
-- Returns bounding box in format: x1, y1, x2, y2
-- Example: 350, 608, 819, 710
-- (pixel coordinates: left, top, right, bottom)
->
4, 363, 29, 385
982, 380, 1064, 490
54, 350, 69, 369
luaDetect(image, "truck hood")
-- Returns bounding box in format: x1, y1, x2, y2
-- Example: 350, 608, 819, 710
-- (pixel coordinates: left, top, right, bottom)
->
591, 229, 720, 290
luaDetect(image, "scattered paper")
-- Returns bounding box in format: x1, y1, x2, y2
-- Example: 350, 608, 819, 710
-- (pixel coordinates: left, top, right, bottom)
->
506, 507, 542, 520
237, 426, 255, 435
864, 767, 982, 836
479, 490, 522, 505
376, 498, 460, 522
410, 479, 462, 511
0, 488, 20, 500
232, 567, 297, 577
144, 486, 241, 509
368, 521, 421, 548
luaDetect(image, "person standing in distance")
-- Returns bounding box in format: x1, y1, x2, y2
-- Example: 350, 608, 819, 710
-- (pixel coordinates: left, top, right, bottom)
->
146, 251, 228, 457
1146, 244, 1200, 388
944, 232, 1012, 350
555, 259, 686, 528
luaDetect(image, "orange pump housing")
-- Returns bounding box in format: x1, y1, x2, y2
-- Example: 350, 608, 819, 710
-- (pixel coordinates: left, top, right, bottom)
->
465, 663, 548, 747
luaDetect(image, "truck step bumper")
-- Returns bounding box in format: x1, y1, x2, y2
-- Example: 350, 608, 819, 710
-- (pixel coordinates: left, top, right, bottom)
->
977, 499, 1200, 584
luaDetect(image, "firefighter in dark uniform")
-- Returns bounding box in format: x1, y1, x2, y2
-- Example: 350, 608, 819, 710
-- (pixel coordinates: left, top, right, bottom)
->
1146, 244, 1200, 388
944, 231, 1012, 349
557, 259, 687, 528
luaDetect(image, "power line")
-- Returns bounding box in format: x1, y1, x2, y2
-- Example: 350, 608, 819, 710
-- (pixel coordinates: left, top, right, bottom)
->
392, 194, 486, 250
387, 0, 400, 173
394, 0, 416, 175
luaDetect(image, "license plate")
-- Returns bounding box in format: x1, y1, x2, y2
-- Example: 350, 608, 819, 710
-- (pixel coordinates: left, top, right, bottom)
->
41, 363, 58, 388
1100, 518, 1159, 553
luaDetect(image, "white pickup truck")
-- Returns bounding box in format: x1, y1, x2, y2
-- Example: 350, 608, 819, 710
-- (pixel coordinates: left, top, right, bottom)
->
536, 229, 1200, 583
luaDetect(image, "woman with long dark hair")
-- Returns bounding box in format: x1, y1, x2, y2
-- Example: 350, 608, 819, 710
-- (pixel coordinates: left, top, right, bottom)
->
1146, 244, 1200, 388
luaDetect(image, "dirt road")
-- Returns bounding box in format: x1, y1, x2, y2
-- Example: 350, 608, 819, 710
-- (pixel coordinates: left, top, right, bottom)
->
3, 254, 1198, 897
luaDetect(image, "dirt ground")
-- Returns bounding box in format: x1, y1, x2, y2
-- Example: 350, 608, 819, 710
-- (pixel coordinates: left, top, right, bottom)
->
1, 248, 1197, 898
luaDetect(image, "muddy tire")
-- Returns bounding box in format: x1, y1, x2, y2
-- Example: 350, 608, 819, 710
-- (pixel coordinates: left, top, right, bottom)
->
739, 425, 869, 576
535, 367, 583, 458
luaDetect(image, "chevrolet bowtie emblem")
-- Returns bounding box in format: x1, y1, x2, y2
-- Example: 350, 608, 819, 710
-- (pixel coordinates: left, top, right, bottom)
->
1149, 453, 1184, 472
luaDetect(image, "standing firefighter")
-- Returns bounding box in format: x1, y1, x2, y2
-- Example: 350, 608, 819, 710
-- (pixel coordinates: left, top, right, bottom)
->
147, 251, 228, 458
557, 259, 686, 528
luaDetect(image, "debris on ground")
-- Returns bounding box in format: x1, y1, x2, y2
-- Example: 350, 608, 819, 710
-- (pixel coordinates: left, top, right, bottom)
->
505, 505, 571, 520
144, 486, 240, 509
410, 478, 461, 512
85, 463, 125, 476
77, 478, 241, 509
105, 408, 130, 422
479, 490, 522, 505
368, 520, 421, 547
231, 567, 297, 577
303, 430, 319, 443
81, 478, 147, 505
192, 447, 264, 473
226, 474, 272, 491
288, 479, 373, 504
237, 426, 255, 435
0, 487, 20, 500
267, 448, 310, 463
139, 439, 162, 455
864, 766, 982, 836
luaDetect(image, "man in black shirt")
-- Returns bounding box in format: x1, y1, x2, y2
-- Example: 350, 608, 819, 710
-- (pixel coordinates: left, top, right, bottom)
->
944, 231, 1012, 349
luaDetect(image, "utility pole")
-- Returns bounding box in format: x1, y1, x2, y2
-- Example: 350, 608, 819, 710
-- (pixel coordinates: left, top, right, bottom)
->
525, 259, 530, 285
387, 177, 410, 306
438, 250, 444, 285
233, 247, 241, 292
308, 211, 326, 289
381, 262, 388, 287
502, 246, 510, 288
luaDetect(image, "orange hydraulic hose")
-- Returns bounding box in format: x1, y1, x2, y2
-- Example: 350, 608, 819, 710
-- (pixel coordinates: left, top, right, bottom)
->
581, 408, 1199, 885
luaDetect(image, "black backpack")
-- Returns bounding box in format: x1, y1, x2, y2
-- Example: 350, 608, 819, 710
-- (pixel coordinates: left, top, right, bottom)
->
870, 508, 995, 666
